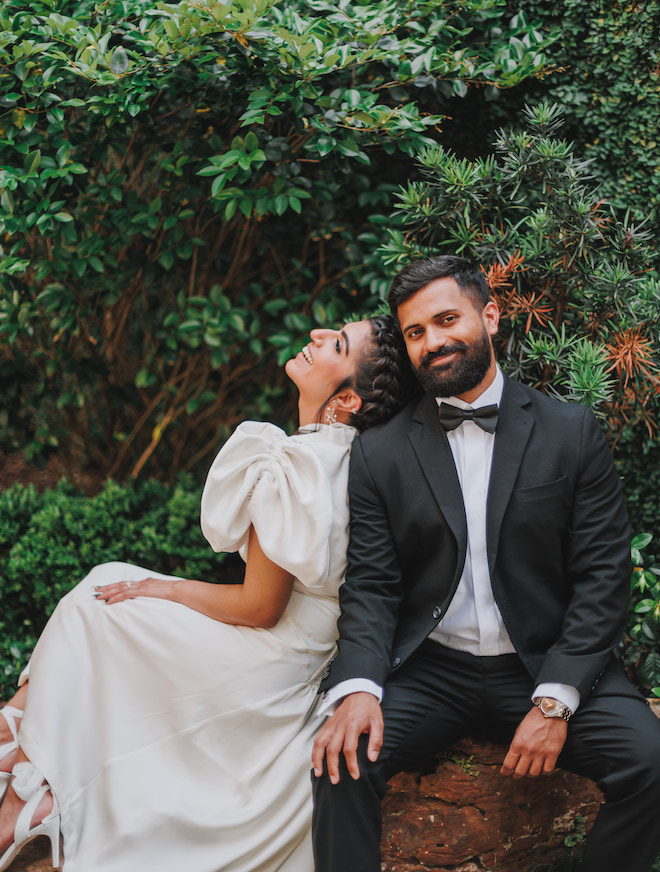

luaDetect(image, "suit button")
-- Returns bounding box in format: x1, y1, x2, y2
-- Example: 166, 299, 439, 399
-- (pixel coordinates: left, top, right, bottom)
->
392, 657, 401, 668
432, 606, 442, 619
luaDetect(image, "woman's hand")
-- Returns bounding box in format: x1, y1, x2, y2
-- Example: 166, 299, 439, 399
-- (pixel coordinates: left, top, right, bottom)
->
94, 577, 179, 605
92, 529, 292, 628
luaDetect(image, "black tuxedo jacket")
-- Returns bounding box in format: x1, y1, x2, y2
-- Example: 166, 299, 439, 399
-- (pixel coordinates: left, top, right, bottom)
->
322, 376, 631, 701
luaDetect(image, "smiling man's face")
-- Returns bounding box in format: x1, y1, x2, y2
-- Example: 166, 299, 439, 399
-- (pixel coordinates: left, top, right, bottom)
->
397, 277, 500, 402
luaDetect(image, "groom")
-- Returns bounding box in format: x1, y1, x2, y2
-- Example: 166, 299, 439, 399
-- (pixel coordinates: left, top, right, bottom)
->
311, 255, 660, 872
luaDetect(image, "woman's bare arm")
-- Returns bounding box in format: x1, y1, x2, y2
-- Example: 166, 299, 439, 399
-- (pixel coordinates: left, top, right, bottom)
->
96, 528, 294, 628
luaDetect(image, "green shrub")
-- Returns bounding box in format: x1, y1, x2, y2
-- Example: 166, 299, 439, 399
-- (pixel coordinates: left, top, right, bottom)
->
365, 103, 660, 454
0, 0, 552, 481
518, 0, 660, 237
0, 637, 34, 704
619, 533, 660, 699
615, 432, 660, 544
0, 475, 226, 699
460, 0, 660, 255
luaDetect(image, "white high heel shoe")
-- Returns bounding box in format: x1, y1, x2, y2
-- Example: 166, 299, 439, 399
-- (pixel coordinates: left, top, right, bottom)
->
0, 707, 22, 802
0, 762, 61, 871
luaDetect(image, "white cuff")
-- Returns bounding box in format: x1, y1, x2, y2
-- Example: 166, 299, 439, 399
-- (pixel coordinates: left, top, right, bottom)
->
318, 679, 383, 717
532, 682, 581, 716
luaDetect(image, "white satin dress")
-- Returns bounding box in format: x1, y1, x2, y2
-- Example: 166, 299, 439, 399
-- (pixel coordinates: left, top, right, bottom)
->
17, 422, 356, 872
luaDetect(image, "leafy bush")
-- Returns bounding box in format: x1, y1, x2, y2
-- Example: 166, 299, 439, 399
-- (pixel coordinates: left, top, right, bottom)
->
614, 431, 660, 544
512, 0, 660, 241
0, 475, 229, 699
0, 0, 552, 481
619, 533, 660, 699
366, 103, 660, 457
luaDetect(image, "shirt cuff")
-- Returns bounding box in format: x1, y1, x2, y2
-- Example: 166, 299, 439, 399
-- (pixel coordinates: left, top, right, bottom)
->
532, 682, 581, 716
318, 679, 383, 717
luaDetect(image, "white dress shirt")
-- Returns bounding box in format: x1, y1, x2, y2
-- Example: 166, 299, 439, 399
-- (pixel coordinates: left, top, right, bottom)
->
429, 368, 514, 654
320, 368, 580, 717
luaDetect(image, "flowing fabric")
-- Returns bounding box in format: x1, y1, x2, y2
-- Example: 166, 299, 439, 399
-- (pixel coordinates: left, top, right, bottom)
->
18, 422, 356, 872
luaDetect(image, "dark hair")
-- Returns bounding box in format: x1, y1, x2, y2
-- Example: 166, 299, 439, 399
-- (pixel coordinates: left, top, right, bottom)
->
387, 254, 490, 314
318, 314, 415, 432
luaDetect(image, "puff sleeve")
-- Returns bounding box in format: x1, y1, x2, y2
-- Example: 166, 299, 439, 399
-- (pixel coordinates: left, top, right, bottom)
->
200, 422, 334, 588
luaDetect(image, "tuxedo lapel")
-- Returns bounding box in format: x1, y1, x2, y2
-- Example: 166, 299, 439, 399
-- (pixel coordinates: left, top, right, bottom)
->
486, 378, 533, 575
408, 394, 467, 559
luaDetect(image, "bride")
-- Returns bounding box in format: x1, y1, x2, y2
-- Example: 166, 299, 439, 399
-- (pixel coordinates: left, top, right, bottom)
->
0, 314, 411, 872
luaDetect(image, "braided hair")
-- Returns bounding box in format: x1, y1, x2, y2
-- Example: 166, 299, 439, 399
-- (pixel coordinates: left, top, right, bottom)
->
317, 314, 416, 433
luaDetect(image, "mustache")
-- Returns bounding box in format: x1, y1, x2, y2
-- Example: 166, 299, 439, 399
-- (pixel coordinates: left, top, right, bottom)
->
420, 343, 467, 368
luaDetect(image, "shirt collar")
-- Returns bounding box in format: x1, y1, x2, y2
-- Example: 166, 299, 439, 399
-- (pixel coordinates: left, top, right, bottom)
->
435, 366, 504, 410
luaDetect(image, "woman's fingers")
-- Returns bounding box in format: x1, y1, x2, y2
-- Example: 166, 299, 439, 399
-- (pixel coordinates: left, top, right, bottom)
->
93, 580, 141, 603
93, 578, 175, 605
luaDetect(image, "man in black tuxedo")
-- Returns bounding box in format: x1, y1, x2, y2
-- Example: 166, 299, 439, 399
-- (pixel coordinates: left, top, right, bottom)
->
311, 255, 660, 872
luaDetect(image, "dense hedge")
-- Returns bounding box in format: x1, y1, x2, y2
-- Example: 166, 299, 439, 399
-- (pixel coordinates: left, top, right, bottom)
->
505, 0, 660, 543
461, 0, 660, 246
0, 0, 551, 481
0, 476, 238, 699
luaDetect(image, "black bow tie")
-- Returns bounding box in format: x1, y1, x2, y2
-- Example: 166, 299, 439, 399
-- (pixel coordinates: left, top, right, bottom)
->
438, 402, 499, 433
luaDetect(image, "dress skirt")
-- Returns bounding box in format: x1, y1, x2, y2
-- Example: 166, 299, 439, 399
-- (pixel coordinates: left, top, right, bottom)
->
19, 562, 339, 872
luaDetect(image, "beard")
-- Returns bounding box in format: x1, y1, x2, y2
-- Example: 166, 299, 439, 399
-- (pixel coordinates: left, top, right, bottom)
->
413, 329, 493, 398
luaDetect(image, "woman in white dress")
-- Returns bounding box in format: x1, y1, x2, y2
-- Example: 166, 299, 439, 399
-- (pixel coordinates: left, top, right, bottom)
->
0, 314, 411, 872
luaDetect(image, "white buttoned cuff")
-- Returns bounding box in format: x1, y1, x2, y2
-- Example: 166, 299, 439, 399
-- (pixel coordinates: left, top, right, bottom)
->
318, 679, 383, 717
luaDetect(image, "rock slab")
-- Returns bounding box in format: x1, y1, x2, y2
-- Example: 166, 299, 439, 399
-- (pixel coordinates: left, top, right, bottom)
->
381, 736, 601, 872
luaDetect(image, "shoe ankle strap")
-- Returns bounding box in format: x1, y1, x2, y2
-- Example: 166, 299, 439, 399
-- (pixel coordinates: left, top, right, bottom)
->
0, 706, 23, 742
12, 762, 45, 802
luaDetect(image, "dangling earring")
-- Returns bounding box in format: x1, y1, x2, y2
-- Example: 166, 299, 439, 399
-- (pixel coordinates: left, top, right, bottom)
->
324, 405, 337, 425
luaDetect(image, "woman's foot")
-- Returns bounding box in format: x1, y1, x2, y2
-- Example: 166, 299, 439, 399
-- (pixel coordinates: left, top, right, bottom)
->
0, 783, 54, 851
0, 762, 60, 871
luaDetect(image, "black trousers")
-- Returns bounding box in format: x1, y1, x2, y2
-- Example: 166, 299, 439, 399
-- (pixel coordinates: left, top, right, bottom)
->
312, 641, 660, 872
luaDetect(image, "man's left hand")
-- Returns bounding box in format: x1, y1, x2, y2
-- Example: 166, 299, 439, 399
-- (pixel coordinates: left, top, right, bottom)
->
500, 705, 568, 778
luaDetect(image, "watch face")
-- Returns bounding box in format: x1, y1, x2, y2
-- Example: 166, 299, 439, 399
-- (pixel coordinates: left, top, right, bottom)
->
540, 698, 559, 716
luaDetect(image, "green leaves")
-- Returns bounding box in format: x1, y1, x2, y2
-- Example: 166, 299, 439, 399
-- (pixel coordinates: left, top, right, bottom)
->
0, 0, 552, 480
619, 531, 660, 696
0, 475, 223, 700
376, 102, 659, 433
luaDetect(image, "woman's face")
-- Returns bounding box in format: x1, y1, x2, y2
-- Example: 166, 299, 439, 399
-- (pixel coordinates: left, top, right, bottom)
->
285, 320, 373, 411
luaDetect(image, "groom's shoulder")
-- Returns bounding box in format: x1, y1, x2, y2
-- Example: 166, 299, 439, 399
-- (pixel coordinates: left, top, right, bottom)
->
504, 376, 593, 424
356, 394, 419, 449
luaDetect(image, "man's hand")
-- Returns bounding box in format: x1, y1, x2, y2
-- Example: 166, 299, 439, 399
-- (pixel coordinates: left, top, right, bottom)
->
501, 705, 568, 778
312, 692, 383, 784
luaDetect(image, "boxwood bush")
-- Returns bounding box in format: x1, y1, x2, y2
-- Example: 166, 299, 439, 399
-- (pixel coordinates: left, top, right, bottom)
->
0, 475, 238, 699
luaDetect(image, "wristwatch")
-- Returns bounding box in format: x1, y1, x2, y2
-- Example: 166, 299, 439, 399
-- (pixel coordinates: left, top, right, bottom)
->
532, 696, 572, 721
